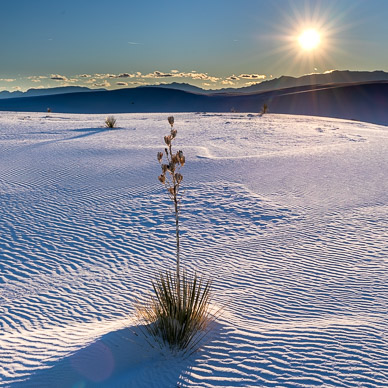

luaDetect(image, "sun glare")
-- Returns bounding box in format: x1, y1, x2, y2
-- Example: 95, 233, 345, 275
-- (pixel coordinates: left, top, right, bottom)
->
298, 29, 321, 50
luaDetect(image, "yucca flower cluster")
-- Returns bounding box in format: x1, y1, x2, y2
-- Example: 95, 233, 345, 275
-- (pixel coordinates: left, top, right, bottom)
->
157, 117, 185, 195
157, 116, 185, 284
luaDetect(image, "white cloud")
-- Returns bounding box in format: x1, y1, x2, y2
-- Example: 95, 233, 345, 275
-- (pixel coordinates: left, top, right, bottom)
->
144, 71, 173, 78
239, 74, 266, 79
93, 73, 116, 79
88, 70, 221, 84
50, 74, 68, 81
128, 41, 141, 45
116, 73, 137, 78
0, 78, 15, 82
93, 81, 110, 87
27, 76, 47, 83
174, 72, 220, 82
239, 74, 266, 80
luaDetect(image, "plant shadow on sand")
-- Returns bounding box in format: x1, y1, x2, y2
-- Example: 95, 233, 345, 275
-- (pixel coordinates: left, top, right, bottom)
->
24, 321, 223, 387
24, 128, 113, 150
69, 127, 112, 140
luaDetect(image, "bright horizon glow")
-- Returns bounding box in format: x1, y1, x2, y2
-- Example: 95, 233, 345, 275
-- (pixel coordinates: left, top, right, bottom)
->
298, 29, 321, 50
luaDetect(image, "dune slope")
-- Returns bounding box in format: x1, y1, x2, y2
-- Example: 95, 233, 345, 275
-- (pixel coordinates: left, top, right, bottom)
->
0, 112, 387, 387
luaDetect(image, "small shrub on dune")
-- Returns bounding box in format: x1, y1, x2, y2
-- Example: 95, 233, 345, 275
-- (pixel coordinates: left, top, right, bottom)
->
105, 115, 117, 128
137, 116, 214, 353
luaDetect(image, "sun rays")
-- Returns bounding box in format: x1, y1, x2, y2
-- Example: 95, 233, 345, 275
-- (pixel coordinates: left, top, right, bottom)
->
255, 1, 358, 77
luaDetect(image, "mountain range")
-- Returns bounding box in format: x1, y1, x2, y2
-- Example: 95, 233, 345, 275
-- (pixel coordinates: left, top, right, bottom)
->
0, 86, 106, 99
146, 70, 388, 94
0, 71, 387, 126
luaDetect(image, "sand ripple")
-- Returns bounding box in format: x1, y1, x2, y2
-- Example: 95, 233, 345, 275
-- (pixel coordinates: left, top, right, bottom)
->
0, 112, 387, 387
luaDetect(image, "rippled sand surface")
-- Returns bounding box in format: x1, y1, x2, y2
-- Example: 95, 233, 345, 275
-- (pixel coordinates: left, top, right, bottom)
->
0, 112, 387, 387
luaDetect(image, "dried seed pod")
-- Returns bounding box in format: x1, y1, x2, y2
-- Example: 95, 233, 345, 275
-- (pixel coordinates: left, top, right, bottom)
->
171, 154, 178, 164
169, 187, 174, 195
164, 135, 171, 146
168, 162, 176, 172
171, 129, 177, 138
175, 173, 183, 184
162, 164, 168, 173
180, 155, 185, 166
157, 151, 163, 162
158, 174, 165, 184
168, 116, 174, 126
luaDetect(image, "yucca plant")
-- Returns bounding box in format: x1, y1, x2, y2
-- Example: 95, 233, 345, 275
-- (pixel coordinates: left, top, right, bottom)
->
105, 115, 117, 128
138, 270, 212, 352
260, 103, 269, 115
137, 116, 214, 352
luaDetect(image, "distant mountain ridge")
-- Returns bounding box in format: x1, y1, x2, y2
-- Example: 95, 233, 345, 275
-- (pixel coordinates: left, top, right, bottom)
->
2, 70, 388, 100
151, 70, 388, 94
144, 82, 205, 94
0, 80, 387, 126
0, 86, 106, 99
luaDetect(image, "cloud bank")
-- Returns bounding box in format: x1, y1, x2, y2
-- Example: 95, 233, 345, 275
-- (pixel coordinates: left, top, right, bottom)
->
11, 70, 270, 91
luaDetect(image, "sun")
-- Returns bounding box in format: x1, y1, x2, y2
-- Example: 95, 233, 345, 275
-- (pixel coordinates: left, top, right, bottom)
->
298, 29, 321, 50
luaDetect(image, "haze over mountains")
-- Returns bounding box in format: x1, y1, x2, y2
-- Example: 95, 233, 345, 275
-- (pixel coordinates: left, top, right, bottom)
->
0, 86, 106, 99
0, 70, 387, 125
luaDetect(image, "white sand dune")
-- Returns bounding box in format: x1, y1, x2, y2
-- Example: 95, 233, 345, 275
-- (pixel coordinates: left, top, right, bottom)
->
0, 112, 387, 387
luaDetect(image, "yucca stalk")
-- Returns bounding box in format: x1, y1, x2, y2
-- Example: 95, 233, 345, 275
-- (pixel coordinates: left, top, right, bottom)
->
157, 116, 185, 300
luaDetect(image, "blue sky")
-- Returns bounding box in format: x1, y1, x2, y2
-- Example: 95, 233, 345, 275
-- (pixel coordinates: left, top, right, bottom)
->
1, 0, 388, 91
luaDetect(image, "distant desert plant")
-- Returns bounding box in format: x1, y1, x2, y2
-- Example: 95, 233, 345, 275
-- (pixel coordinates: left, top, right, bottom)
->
47, 107, 51, 113
260, 103, 269, 115
137, 116, 214, 352
105, 115, 117, 128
